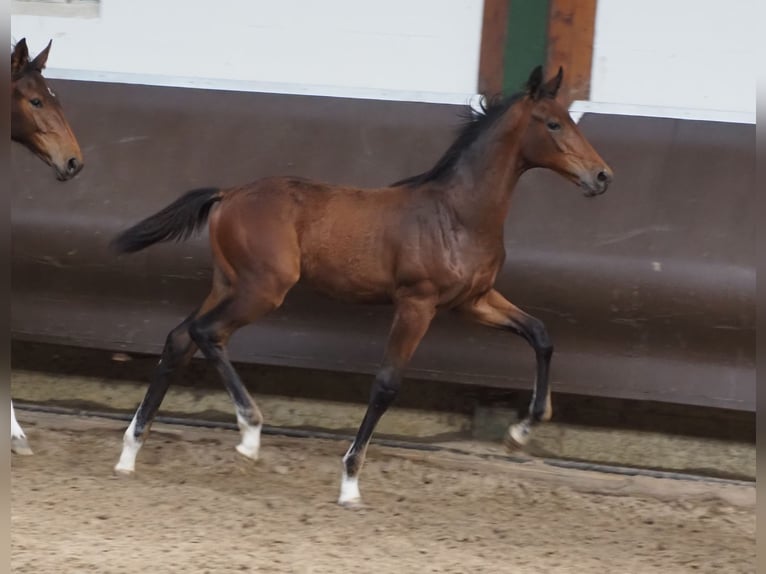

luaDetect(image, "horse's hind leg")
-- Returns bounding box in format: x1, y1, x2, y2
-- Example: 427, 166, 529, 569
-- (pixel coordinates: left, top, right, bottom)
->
114, 308, 200, 474
11, 401, 33, 455
187, 274, 296, 461
459, 289, 553, 449
339, 294, 436, 507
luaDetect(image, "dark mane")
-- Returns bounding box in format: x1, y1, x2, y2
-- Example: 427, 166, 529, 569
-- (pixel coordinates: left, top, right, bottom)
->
392, 91, 526, 187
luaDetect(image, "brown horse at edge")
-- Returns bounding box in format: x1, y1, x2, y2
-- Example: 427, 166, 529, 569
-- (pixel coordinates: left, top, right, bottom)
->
111, 66, 612, 506
11, 38, 84, 455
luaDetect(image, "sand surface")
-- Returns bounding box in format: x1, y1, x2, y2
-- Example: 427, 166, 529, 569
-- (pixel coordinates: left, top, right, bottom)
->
12, 411, 755, 573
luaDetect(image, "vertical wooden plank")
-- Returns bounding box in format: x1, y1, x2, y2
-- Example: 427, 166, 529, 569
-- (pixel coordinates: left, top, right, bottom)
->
478, 0, 511, 96
546, 0, 597, 103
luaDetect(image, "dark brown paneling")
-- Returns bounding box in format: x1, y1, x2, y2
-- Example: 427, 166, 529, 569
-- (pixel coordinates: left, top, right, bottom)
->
10, 80, 756, 412
546, 0, 597, 102
478, 0, 511, 95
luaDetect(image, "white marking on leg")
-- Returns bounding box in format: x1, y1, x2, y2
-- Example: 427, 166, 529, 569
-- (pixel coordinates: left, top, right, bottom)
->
338, 472, 361, 506
11, 401, 26, 440
543, 391, 553, 422
234, 413, 261, 460
114, 415, 142, 474
338, 449, 362, 506
11, 401, 33, 455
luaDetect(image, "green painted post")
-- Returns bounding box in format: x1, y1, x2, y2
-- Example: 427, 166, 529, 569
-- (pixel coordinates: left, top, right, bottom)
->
503, 0, 550, 94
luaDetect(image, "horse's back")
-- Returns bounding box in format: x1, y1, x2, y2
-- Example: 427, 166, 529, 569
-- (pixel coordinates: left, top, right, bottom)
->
213, 177, 504, 305
212, 176, 407, 302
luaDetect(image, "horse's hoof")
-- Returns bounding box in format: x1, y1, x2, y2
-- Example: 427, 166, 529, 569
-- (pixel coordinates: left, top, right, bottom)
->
503, 424, 530, 452
338, 496, 364, 509
235, 443, 259, 461
113, 465, 135, 478
11, 436, 33, 456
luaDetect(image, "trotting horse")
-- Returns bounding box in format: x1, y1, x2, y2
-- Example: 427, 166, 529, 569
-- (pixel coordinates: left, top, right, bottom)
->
11, 38, 84, 455
111, 66, 612, 506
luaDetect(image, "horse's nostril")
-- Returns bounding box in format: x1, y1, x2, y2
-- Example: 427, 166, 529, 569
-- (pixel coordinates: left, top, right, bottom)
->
67, 158, 80, 173
596, 170, 608, 183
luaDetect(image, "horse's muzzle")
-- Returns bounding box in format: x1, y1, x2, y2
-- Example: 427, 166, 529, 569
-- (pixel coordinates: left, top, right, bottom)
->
56, 157, 84, 181
583, 168, 613, 197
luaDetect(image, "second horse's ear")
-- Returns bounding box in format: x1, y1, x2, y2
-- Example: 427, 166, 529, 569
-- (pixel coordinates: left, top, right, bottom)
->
12, 38, 30, 78
526, 65, 544, 99
540, 67, 564, 99
30, 39, 53, 72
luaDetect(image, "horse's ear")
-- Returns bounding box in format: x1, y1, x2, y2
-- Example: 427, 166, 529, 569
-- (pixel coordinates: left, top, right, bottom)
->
526, 65, 544, 99
11, 38, 30, 78
541, 66, 564, 99
30, 39, 52, 72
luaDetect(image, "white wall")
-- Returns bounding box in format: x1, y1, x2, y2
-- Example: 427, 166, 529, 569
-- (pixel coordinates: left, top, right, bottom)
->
587, 0, 755, 121
11, 0, 485, 104
13, 0, 757, 121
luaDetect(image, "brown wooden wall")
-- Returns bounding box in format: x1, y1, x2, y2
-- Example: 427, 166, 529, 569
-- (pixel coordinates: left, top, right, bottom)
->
10, 80, 755, 412
479, 0, 598, 101
545, 0, 598, 102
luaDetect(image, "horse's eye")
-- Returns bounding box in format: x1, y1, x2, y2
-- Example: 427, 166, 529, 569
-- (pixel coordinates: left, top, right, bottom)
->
30, 98, 43, 108
547, 121, 561, 131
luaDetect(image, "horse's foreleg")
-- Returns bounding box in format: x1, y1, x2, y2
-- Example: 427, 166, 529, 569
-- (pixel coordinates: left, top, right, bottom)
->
339, 293, 436, 507
115, 309, 199, 475
459, 289, 553, 449
11, 401, 33, 456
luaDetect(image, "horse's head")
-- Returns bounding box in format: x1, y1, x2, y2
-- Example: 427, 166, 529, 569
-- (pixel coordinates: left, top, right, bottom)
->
11, 38, 83, 181
519, 66, 612, 196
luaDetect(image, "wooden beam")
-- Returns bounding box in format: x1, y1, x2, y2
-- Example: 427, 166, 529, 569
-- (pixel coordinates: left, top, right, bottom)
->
546, 0, 598, 103
478, 0, 511, 96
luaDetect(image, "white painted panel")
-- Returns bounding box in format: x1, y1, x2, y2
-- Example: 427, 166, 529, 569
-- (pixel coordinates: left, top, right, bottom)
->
14, 0, 757, 120
591, 0, 755, 116
12, 0, 484, 104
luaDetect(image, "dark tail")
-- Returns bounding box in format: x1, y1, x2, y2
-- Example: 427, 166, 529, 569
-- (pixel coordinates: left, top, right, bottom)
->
110, 187, 223, 254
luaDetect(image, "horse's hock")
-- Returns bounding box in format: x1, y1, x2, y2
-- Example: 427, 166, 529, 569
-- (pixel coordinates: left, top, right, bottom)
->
11, 80, 755, 417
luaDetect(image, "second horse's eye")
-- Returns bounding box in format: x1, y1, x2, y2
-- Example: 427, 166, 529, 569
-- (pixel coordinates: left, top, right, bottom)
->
547, 121, 561, 131
30, 98, 43, 108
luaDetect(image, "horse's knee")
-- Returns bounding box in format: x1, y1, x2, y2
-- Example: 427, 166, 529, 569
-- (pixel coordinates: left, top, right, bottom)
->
156, 326, 194, 374
167, 321, 191, 348
523, 317, 552, 356
371, 366, 402, 406
166, 325, 191, 355
188, 318, 217, 349
536, 343, 553, 362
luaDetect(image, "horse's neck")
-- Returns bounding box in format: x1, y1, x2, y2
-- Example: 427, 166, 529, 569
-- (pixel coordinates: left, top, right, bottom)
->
441, 111, 529, 234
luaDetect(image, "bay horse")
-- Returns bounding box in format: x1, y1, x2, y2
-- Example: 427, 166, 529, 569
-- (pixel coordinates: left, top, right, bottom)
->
111, 66, 612, 506
11, 38, 83, 180
11, 38, 84, 455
